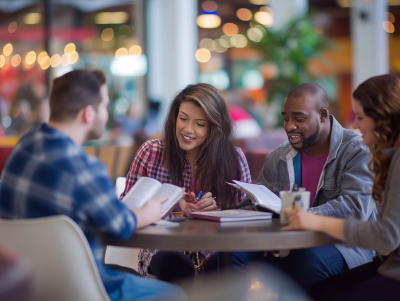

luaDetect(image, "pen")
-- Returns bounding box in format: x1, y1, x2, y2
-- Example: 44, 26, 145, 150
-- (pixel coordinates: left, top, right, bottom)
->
197, 191, 203, 201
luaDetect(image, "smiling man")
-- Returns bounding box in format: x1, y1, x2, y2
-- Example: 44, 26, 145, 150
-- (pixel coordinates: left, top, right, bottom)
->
232, 83, 377, 290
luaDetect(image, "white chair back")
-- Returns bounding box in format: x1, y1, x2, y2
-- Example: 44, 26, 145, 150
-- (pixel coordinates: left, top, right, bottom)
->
116, 176, 126, 197
106, 176, 140, 271
0, 215, 110, 301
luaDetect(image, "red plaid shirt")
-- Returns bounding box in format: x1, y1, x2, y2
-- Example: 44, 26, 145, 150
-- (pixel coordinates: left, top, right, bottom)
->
120, 138, 252, 277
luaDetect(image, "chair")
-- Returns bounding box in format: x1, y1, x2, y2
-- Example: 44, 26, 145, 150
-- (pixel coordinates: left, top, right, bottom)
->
105, 177, 140, 272
0, 216, 110, 301
246, 150, 272, 182
83, 144, 133, 181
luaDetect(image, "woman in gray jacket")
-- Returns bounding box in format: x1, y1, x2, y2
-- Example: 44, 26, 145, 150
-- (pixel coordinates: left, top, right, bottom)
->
284, 74, 400, 301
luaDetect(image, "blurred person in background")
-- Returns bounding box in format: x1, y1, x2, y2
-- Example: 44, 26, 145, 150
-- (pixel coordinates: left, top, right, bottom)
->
0, 69, 185, 301
285, 75, 400, 301
120, 83, 251, 282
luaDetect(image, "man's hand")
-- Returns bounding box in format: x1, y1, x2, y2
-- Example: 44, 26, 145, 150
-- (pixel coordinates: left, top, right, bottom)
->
132, 196, 168, 229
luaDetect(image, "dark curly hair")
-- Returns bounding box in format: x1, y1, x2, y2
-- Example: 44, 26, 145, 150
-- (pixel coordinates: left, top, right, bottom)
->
353, 74, 400, 206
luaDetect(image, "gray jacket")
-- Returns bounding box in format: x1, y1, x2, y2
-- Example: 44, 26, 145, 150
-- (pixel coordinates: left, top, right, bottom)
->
250, 116, 377, 268
345, 147, 400, 282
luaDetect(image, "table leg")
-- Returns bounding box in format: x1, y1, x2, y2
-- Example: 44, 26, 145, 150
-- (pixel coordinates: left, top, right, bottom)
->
217, 252, 232, 271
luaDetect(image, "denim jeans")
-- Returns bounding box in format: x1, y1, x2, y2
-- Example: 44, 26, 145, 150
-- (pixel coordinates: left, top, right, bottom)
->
232, 245, 349, 290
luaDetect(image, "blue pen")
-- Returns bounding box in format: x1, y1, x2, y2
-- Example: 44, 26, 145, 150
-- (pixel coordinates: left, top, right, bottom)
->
197, 191, 203, 201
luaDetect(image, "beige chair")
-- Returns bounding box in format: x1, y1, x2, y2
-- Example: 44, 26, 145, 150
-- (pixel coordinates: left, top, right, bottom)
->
105, 177, 140, 272
0, 216, 110, 301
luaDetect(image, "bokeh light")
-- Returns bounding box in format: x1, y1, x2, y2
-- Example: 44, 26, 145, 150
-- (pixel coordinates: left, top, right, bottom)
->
24, 13, 41, 24
231, 34, 248, 48
0, 55, 5, 68
196, 49, 211, 63
199, 38, 216, 51
95, 12, 129, 24
26, 51, 36, 65
249, 0, 267, 4
117, 25, 132, 37
223, 23, 239, 36
40, 56, 51, 69
254, 11, 274, 27
101, 28, 114, 41
68, 51, 79, 64
237, 8, 252, 21
247, 27, 264, 42
129, 45, 142, 56
214, 39, 228, 53
8, 21, 17, 33
202, 1, 218, 12
64, 43, 76, 54
37, 51, 48, 64
197, 13, 221, 28
11, 54, 21, 67
51, 54, 61, 67
385, 12, 395, 23
220, 35, 233, 48
3, 43, 13, 56
61, 54, 69, 66
116, 48, 128, 58
383, 21, 395, 33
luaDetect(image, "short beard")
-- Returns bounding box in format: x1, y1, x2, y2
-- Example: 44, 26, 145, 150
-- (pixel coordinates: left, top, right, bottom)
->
292, 121, 320, 151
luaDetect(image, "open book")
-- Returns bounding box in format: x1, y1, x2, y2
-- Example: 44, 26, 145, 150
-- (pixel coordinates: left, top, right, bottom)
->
189, 209, 272, 222
122, 177, 183, 218
227, 180, 282, 215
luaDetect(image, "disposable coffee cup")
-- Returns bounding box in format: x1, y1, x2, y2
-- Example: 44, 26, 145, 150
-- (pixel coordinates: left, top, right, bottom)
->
280, 189, 310, 225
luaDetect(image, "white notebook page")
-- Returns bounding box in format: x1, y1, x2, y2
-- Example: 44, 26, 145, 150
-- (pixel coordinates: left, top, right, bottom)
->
151, 183, 183, 216
233, 180, 282, 213
122, 177, 161, 209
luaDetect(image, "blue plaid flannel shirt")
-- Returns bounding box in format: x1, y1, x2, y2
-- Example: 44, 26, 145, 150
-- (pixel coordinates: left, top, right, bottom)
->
0, 123, 137, 294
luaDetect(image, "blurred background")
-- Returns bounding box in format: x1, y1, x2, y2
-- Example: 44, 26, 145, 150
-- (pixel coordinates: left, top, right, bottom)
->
0, 0, 398, 181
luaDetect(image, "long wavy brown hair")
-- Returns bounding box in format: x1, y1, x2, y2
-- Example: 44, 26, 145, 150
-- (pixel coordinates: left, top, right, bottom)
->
353, 75, 400, 205
163, 83, 241, 209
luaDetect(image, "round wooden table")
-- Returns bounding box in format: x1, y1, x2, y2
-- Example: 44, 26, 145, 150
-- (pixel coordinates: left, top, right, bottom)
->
103, 218, 339, 269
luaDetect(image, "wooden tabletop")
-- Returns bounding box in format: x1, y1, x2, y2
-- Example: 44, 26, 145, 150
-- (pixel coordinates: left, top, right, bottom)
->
103, 218, 339, 252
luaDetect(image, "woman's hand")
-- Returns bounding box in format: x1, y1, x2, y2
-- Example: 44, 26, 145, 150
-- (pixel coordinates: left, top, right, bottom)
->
196, 192, 218, 211
179, 192, 218, 215
282, 208, 346, 242
282, 208, 321, 231
179, 192, 197, 216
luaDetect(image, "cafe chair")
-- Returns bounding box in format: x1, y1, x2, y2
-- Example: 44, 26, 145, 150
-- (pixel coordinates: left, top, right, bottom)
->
0, 215, 110, 301
105, 176, 140, 272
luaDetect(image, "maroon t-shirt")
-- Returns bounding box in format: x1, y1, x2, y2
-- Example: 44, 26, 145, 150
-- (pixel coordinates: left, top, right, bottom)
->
301, 151, 329, 207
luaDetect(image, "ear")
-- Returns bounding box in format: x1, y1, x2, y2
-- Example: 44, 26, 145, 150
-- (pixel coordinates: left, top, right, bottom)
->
319, 108, 329, 123
82, 105, 96, 124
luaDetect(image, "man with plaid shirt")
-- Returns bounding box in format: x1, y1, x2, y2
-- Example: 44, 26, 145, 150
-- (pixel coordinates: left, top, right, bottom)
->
0, 70, 185, 301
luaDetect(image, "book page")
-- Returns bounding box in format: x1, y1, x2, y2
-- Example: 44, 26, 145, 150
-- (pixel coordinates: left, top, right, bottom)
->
122, 177, 161, 209
152, 183, 183, 216
233, 180, 282, 213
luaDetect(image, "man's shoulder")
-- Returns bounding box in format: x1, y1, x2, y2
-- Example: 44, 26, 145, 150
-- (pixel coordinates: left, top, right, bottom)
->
339, 128, 366, 155
266, 141, 291, 159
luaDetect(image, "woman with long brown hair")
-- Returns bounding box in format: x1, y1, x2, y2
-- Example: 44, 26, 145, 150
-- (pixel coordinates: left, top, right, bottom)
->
120, 83, 251, 281
283, 74, 400, 300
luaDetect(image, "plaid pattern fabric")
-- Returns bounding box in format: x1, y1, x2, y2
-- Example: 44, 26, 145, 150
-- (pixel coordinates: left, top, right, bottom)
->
121, 138, 251, 277
0, 123, 137, 295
